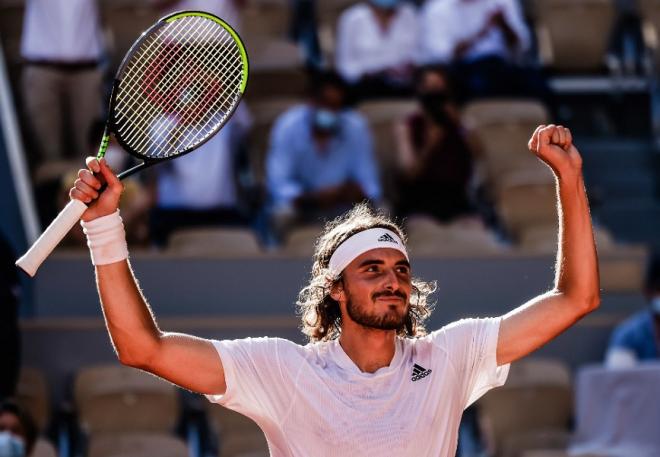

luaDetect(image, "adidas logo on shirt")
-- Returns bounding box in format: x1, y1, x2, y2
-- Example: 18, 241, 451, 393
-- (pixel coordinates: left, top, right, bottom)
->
378, 233, 397, 243
411, 363, 432, 382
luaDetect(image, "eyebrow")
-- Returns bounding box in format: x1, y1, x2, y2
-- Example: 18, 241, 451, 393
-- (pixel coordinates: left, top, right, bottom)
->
358, 259, 411, 269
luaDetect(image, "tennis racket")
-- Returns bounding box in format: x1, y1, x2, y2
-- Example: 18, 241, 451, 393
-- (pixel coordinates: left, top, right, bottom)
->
16, 10, 249, 276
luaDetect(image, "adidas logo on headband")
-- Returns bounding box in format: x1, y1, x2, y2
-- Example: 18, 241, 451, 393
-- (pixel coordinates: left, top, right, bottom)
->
378, 233, 397, 244
328, 228, 408, 276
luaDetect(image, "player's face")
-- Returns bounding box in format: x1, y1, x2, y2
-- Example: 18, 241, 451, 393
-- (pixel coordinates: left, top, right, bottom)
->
338, 248, 412, 331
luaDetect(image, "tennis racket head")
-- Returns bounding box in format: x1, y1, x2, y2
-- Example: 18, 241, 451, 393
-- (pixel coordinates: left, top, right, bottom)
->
106, 10, 249, 163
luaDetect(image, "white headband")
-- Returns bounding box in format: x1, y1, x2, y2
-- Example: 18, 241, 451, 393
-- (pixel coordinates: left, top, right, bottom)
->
328, 228, 408, 277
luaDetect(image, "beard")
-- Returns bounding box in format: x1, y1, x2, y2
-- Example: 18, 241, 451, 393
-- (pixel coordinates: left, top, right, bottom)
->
345, 288, 408, 331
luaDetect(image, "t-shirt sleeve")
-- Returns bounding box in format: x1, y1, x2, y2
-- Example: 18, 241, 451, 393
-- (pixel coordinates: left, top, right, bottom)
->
204, 337, 299, 422
430, 317, 510, 409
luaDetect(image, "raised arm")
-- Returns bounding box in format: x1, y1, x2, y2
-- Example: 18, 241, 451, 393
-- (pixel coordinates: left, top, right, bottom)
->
71, 157, 226, 395
496, 125, 601, 365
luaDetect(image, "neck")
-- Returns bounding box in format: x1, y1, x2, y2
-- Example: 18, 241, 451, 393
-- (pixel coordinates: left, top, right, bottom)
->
370, 6, 394, 30
339, 324, 397, 373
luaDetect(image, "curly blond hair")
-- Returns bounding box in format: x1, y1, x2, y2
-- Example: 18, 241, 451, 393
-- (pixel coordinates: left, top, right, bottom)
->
296, 203, 436, 342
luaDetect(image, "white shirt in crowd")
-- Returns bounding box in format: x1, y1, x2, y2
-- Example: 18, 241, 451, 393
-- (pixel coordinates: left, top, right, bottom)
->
156, 106, 251, 209
335, 3, 419, 83
160, 0, 242, 32
419, 0, 530, 64
21, 0, 104, 61
206, 317, 510, 457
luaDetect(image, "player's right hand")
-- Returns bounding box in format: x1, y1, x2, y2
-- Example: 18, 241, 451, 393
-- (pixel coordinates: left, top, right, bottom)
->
70, 157, 124, 222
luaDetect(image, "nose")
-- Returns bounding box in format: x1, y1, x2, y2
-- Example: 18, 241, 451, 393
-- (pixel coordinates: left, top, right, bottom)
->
382, 268, 400, 291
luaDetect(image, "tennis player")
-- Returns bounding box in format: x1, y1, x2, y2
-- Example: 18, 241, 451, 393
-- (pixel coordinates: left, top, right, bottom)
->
70, 124, 599, 456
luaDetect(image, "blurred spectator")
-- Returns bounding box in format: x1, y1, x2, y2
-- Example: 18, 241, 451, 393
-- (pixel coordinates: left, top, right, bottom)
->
150, 0, 245, 29
393, 66, 476, 223
21, 0, 104, 165
149, 108, 252, 247
336, 0, 418, 99
290, 0, 323, 69
0, 400, 37, 457
0, 234, 20, 400
605, 254, 660, 368
266, 71, 381, 239
419, 0, 544, 101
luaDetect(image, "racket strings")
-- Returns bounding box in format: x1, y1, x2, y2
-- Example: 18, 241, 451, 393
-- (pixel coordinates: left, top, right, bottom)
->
118, 17, 214, 125
117, 17, 230, 152
113, 15, 244, 158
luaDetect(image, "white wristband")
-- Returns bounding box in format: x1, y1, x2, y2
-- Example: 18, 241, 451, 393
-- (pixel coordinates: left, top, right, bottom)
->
80, 210, 129, 266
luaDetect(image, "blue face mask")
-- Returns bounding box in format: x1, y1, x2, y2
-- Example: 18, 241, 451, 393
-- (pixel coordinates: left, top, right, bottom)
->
370, 0, 400, 9
651, 296, 660, 315
0, 432, 25, 457
313, 108, 340, 133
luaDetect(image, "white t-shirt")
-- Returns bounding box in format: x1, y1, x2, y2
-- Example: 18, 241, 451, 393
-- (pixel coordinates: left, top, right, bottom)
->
335, 3, 419, 83
21, 0, 104, 61
161, 0, 242, 32
156, 106, 251, 209
206, 317, 510, 457
419, 0, 530, 64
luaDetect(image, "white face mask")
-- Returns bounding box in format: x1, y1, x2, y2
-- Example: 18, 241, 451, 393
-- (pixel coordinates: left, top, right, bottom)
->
0, 431, 25, 457
651, 296, 660, 315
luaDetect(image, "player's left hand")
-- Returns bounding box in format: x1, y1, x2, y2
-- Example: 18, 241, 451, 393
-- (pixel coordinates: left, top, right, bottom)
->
528, 124, 583, 178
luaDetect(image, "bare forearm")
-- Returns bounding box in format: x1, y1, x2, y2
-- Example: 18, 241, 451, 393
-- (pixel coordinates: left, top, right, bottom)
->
554, 171, 600, 306
96, 260, 161, 366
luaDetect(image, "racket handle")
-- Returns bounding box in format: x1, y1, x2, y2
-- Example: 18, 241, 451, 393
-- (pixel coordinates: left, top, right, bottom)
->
16, 199, 88, 277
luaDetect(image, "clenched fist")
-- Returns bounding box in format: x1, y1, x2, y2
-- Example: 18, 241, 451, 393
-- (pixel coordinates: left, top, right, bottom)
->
69, 157, 124, 222
528, 124, 583, 178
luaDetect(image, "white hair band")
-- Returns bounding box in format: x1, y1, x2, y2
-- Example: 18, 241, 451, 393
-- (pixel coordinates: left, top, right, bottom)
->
328, 228, 408, 277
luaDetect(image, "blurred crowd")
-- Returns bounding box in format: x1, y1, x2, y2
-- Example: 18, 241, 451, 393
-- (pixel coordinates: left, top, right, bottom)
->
11, 0, 655, 253
16, 0, 559, 249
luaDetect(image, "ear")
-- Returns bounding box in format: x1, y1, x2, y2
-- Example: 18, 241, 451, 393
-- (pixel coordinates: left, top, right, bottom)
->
330, 280, 344, 302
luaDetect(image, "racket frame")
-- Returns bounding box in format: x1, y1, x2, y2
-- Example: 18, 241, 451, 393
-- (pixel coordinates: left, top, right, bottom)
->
15, 10, 249, 276
98, 10, 249, 180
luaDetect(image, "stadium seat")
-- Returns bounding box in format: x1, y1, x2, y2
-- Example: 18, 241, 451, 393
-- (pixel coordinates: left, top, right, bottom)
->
532, 0, 616, 72
496, 183, 558, 239
241, 1, 306, 102
405, 216, 506, 257
518, 225, 616, 254
316, 0, 360, 60
599, 247, 648, 292
206, 405, 269, 457
74, 364, 180, 435
166, 228, 263, 258
242, 0, 289, 40
102, 4, 160, 73
477, 358, 573, 457
282, 225, 323, 257
357, 99, 418, 200
87, 432, 188, 457
32, 438, 58, 457
74, 364, 184, 457
521, 451, 571, 457
15, 367, 50, 432
461, 100, 552, 195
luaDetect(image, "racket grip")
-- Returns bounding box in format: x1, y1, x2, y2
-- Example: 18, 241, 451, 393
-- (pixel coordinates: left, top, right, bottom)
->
16, 199, 88, 277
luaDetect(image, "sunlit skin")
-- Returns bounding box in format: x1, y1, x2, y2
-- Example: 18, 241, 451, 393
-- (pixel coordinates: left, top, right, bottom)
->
70, 124, 600, 397
331, 248, 413, 373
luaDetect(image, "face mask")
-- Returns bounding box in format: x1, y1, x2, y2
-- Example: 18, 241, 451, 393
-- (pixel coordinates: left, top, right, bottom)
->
370, 0, 400, 9
0, 432, 25, 457
313, 108, 340, 134
651, 296, 660, 315
419, 91, 452, 125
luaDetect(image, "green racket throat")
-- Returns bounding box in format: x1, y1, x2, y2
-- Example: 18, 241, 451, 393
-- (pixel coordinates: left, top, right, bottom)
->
95, 127, 148, 180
